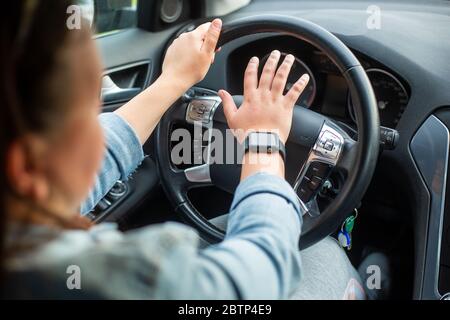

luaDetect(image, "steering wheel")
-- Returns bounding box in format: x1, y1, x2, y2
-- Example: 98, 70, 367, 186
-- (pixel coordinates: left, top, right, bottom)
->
155, 15, 379, 249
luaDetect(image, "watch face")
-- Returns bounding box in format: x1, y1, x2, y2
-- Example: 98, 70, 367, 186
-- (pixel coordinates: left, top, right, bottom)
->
248, 132, 278, 147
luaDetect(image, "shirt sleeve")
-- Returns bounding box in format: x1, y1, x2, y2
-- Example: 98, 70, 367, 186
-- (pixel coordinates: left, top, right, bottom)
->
156, 173, 304, 299
80, 113, 144, 215
17, 174, 303, 299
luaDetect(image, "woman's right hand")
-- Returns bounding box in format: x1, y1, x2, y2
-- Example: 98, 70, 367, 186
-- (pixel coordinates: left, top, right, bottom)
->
218, 50, 310, 144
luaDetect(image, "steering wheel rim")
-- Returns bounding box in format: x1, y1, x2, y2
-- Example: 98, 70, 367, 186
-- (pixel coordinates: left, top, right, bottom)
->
155, 14, 379, 249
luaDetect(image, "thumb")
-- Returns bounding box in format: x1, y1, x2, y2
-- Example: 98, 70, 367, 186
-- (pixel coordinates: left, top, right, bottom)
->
202, 19, 222, 54
218, 89, 237, 126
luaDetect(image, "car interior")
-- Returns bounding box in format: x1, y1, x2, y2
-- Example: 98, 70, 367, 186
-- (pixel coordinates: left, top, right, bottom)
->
84, 0, 450, 300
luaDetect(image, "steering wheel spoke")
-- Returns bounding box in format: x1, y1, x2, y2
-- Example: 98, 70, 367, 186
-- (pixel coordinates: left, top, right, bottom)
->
294, 121, 358, 220
184, 164, 212, 184
168, 165, 213, 198
293, 122, 344, 208
335, 136, 358, 175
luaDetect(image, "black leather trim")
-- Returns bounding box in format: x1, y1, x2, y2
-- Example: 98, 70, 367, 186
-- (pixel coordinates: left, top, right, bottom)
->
217, 14, 361, 74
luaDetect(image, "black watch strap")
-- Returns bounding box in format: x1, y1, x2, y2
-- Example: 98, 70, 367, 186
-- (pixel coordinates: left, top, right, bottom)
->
243, 132, 286, 161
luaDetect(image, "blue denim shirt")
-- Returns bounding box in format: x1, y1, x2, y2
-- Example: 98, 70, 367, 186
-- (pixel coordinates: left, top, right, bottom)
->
5, 113, 303, 299
80, 113, 145, 215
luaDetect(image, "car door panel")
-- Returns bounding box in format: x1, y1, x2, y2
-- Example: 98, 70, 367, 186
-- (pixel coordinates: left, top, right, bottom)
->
91, 27, 181, 223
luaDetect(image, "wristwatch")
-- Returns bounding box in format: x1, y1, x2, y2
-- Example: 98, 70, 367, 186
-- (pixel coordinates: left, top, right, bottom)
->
243, 131, 286, 161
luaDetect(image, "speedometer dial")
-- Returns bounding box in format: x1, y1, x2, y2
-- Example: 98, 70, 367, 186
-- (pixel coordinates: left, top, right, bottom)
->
347, 68, 409, 128
260, 52, 316, 108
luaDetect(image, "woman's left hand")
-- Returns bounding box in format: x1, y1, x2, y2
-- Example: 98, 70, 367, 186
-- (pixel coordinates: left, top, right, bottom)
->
161, 19, 222, 92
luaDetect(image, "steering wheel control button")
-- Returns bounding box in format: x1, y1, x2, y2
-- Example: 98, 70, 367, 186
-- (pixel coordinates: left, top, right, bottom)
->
297, 180, 314, 202
307, 176, 323, 191
314, 130, 342, 160
306, 161, 332, 178
293, 123, 344, 205
186, 98, 219, 125
323, 140, 334, 151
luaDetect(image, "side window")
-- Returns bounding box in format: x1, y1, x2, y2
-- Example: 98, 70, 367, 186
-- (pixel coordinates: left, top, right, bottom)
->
78, 0, 138, 36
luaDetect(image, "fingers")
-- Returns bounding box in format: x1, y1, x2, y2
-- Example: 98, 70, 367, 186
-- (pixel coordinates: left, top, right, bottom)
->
285, 74, 310, 106
272, 54, 295, 95
243, 57, 259, 96
201, 19, 222, 54
218, 90, 237, 125
195, 22, 211, 35
259, 50, 281, 90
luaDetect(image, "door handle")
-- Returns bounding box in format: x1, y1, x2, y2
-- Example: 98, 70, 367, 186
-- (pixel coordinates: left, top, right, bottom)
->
102, 87, 141, 104
101, 75, 141, 104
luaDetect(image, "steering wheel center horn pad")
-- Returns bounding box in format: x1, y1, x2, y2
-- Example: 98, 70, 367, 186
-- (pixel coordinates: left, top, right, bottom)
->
156, 15, 379, 249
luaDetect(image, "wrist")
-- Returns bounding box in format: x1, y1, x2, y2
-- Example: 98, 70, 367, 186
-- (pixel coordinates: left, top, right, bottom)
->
158, 72, 190, 96
241, 151, 285, 181
240, 128, 288, 145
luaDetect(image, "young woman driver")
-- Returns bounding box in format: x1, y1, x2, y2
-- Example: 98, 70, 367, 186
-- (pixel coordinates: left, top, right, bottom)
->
1, 1, 365, 299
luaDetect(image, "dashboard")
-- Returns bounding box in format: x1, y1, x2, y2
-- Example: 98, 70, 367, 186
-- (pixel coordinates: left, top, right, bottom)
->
226, 35, 410, 129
